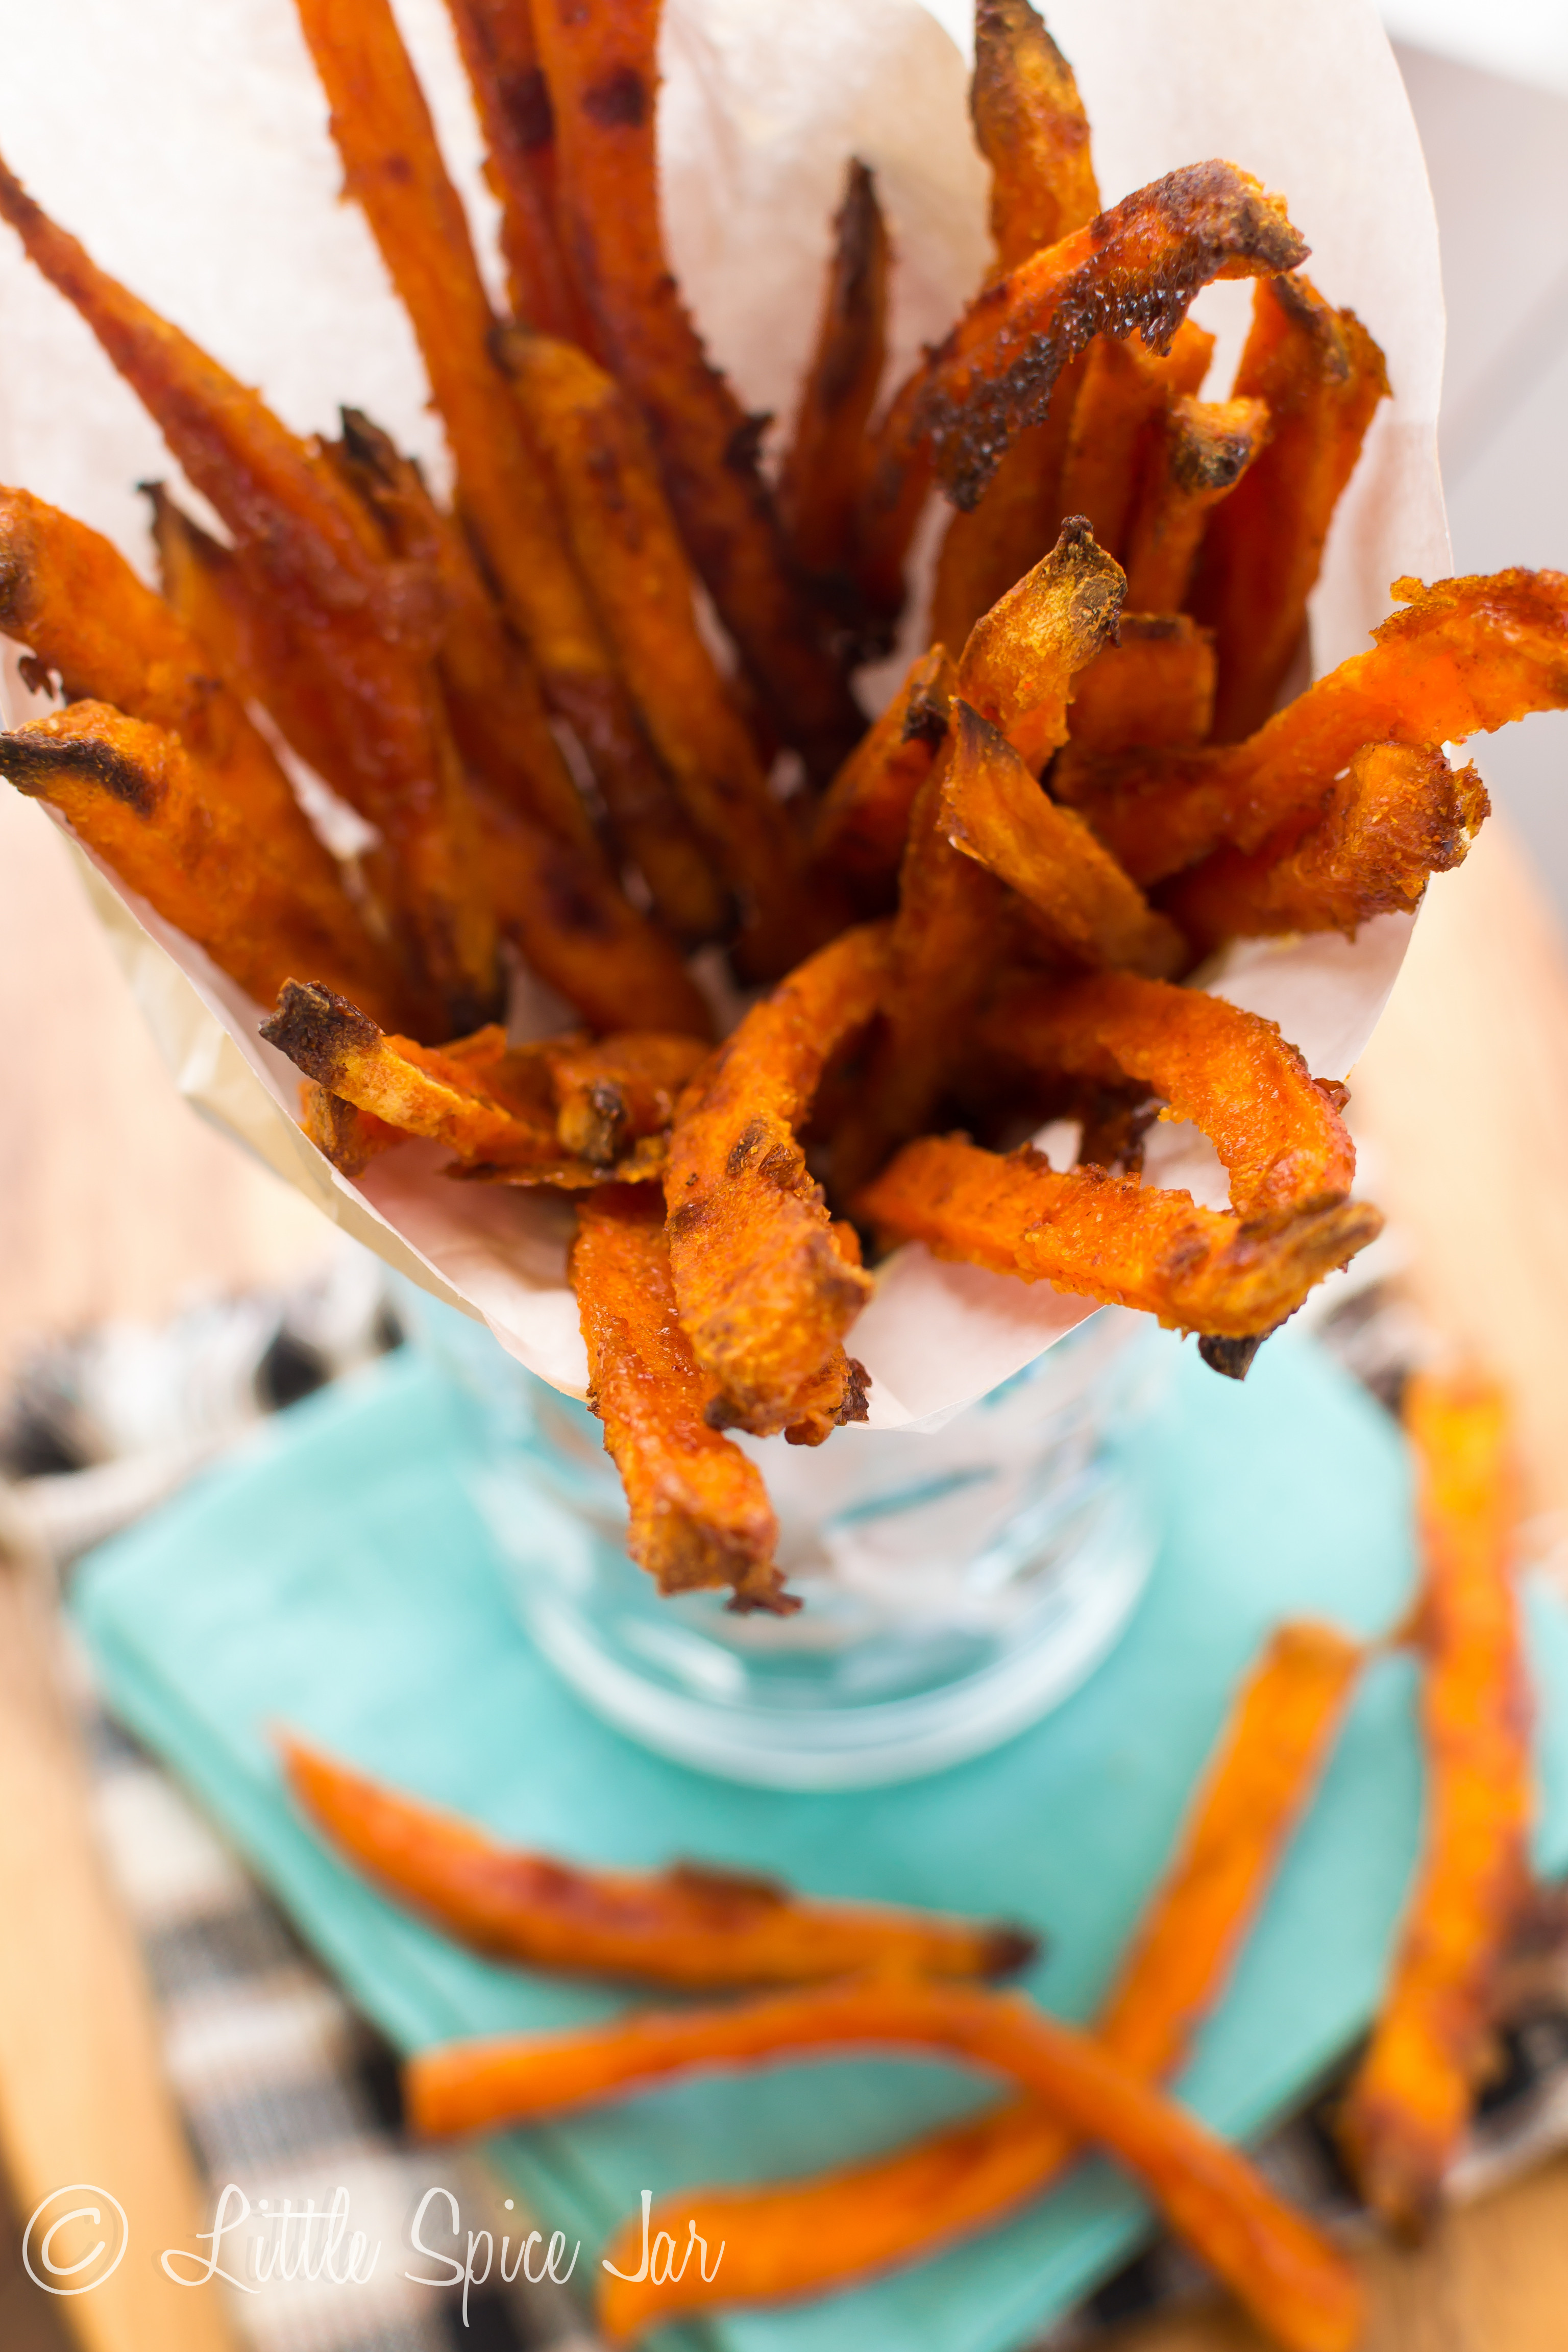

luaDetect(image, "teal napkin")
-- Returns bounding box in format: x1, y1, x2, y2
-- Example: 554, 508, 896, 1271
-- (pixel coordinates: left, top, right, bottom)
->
72, 1329, 1568, 2352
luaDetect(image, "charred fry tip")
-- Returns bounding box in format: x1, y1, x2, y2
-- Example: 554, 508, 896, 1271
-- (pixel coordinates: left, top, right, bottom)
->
0, 720, 158, 813
1198, 1329, 1273, 1381
260, 978, 380, 1088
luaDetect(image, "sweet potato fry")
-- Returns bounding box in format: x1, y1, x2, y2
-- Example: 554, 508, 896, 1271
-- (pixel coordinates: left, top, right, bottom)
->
572, 1185, 789, 1608
1167, 741, 1490, 953
409, 1975, 1362, 2352
664, 925, 889, 1441
972, 0, 1100, 273
281, 1724, 1036, 1981
1122, 394, 1271, 614
1056, 321, 1215, 561
1057, 568, 1568, 887
530, 0, 862, 780
439, 0, 598, 347
300, 1084, 402, 1179
596, 1620, 1362, 2341
497, 328, 823, 976
777, 158, 890, 608
980, 970, 1358, 1230
857, 1133, 1380, 1340
543, 1032, 708, 1165
0, 705, 406, 1023
809, 646, 954, 903
941, 703, 1184, 976
927, 374, 1086, 659
1068, 613, 1217, 753
957, 513, 1126, 769
1191, 273, 1390, 742
1338, 1373, 1531, 2238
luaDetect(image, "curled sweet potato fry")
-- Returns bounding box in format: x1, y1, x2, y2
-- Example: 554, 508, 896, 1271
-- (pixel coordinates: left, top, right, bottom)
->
664, 925, 889, 1441
409, 1976, 1363, 2352
857, 1133, 1381, 1340
1057, 321, 1215, 561
810, 646, 954, 904
597, 1619, 1362, 2341
1057, 568, 1568, 887
958, 513, 1126, 769
1338, 1373, 1531, 2238
0, 705, 406, 1024
1191, 273, 1390, 743
572, 1185, 789, 1608
777, 158, 890, 608
1166, 741, 1490, 953
1067, 612, 1217, 753
941, 703, 1184, 976
972, 0, 1100, 273
1122, 394, 1271, 615
280, 1724, 1036, 1981
531, 0, 862, 781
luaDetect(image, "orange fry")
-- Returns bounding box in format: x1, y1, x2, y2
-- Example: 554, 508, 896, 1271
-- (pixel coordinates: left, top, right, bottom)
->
1191, 273, 1390, 742
957, 513, 1125, 769
972, 0, 1100, 273
409, 1976, 1363, 2352
0, 705, 405, 1024
281, 1725, 1036, 1982
1122, 394, 1270, 614
940, 703, 1184, 976
927, 373, 1086, 660
1067, 612, 1217, 753
810, 645, 954, 904
300, 1084, 402, 1179
664, 925, 889, 1441
572, 1185, 789, 1609
857, 1133, 1380, 1342
1057, 569, 1568, 887
530, 0, 862, 780
1057, 321, 1215, 561
598, 1619, 1362, 2340
777, 158, 890, 605
1338, 1373, 1532, 2237
546, 1032, 709, 1166
1166, 741, 1489, 953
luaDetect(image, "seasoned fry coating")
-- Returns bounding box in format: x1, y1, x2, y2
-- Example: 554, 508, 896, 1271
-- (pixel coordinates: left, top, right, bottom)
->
1, 705, 406, 1023
858, 1134, 1380, 1339
1338, 1374, 1531, 2238
530, 0, 862, 780
546, 1032, 709, 1165
664, 926, 889, 1440
958, 513, 1125, 768
410, 1976, 1362, 2352
572, 1186, 788, 1608
1192, 273, 1390, 742
1167, 741, 1489, 952
1122, 394, 1270, 614
810, 646, 953, 902
941, 704, 1184, 976
972, 0, 1100, 272
498, 329, 821, 975
281, 1724, 1035, 1984
1058, 568, 1568, 886
300, 1084, 401, 1178
1057, 321, 1214, 560
602, 1618, 1362, 2338
927, 377, 1085, 658
778, 158, 890, 601
1067, 613, 1216, 753
982, 971, 1358, 1227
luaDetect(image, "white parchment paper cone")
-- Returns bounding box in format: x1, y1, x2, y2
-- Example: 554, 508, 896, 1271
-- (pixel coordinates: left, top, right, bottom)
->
0, 0, 1447, 1424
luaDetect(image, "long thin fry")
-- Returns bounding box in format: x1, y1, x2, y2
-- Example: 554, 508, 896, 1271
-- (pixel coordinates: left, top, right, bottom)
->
972, 0, 1100, 272
596, 1620, 1362, 2342
778, 158, 890, 608
957, 513, 1125, 769
408, 1975, 1362, 2352
1338, 1373, 1531, 2237
810, 646, 954, 905
1122, 394, 1270, 614
1056, 322, 1215, 561
1067, 613, 1217, 753
927, 372, 1086, 658
530, 0, 862, 780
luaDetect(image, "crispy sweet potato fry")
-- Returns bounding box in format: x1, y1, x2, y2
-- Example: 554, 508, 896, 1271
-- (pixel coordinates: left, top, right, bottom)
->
1068, 613, 1217, 753
1122, 394, 1270, 614
1338, 1373, 1531, 2238
809, 646, 954, 903
1191, 273, 1390, 742
572, 1185, 789, 1608
1057, 321, 1215, 560
281, 1724, 1036, 1981
664, 925, 889, 1441
972, 0, 1100, 272
958, 513, 1126, 768
545, 1032, 709, 1164
927, 376, 1086, 659
598, 1619, 1362, 2341
981, 970, 1358, 1229
409, 1975, 1362, 2352
941, 704, 1184, 976
300, 1084, 402, 1178
497, 329, 823, 975
530, 0, 862, 780
858, 1133, 1380, 1340
777, 158, 890, 607
1167, 741, 1490, 952
0, 705, 406, 1023
1057, 568, 1568, 887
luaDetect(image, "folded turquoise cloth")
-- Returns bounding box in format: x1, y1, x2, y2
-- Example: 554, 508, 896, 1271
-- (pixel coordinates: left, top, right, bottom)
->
73, 1329, 1568, 2352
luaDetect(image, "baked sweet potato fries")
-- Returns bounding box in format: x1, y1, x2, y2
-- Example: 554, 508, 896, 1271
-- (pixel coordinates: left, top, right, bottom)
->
2, 0, 1564, 1623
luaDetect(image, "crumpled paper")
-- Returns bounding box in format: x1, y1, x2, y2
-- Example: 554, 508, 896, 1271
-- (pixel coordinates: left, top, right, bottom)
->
0, 0, 1447, 1426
